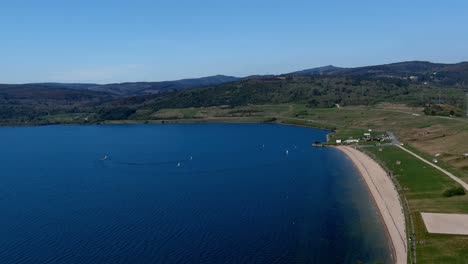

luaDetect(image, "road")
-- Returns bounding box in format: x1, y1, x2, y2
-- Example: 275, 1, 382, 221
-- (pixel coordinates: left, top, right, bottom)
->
387, 131, 468, 191
386, 130, 468, 190
396, 145, 468, 191
387, 131, 401, 145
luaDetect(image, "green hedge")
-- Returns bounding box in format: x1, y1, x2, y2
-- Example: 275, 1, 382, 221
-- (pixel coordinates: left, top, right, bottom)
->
443, 186, 466, 197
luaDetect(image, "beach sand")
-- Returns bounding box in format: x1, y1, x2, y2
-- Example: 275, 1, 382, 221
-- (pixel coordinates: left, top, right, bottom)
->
337, 146, 407, 264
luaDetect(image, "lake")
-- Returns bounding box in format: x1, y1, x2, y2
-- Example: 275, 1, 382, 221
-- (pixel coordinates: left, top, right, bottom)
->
0, 123, 391, 263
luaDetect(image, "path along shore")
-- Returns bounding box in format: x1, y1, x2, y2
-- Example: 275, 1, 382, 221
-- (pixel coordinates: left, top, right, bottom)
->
336, 146, 407, 264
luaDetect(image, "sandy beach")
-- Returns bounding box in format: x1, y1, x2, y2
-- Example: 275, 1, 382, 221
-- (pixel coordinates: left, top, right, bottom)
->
337, 146, 407, 264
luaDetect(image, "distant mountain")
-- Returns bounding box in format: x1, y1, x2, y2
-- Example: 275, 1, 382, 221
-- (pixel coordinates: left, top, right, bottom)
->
328, 61, 467, 75
0, 83, 111, 102
86, 75, 240, 96
289, 61, 468, 86
1, 60, 468, 125
291, 61, 468, 75
0, 75, 239, 98
288, 65, 342, 75
2, 61, 467, 105
29, 83, 99, 90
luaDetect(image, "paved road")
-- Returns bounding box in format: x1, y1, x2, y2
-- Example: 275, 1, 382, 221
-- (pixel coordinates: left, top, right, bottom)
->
387, 131, 401, 145
386, 130, 468, 190
396, 145, 468, 191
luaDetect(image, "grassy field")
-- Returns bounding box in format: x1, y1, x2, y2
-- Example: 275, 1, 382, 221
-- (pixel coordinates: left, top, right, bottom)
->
366, 146, 468, 263
402, 143, 468, 184
24, 113, 93, 125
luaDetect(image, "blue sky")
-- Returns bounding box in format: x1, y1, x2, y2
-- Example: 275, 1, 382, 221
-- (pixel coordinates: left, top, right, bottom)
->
1, 0, 468, 83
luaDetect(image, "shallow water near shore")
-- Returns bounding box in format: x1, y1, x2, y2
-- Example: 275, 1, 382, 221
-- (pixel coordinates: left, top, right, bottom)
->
0, 123, 391, 263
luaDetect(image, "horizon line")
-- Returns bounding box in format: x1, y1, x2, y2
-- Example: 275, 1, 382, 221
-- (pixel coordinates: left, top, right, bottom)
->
2, 59, 467, 85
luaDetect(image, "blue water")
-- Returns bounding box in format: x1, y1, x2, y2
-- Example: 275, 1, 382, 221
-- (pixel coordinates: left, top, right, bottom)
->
0, 123, 391, 263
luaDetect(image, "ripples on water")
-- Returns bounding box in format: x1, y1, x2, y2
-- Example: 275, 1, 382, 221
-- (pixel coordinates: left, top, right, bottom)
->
0, 124, 391, 263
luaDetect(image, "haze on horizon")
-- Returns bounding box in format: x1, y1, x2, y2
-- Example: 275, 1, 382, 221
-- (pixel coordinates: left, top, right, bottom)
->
1, 0, 468, 84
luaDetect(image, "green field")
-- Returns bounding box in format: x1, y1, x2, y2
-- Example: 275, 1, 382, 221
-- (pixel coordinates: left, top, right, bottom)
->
366, 146, 468, 263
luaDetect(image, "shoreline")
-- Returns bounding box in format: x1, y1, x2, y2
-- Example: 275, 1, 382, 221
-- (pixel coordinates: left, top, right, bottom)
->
336, 146, 407, 264
0, 116, 335, 130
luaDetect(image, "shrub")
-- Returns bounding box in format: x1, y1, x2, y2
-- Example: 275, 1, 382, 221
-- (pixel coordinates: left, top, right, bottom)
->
294, 110, 308, 117
443, 186, 466, 197
98, 107, 136, 120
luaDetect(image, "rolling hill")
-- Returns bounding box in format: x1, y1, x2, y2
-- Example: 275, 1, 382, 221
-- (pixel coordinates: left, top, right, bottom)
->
3, 75, 240, 97
85, 75, 239, 96
0, 61, 467, 125
0, 84, 111, 102
289, 61, 468, 86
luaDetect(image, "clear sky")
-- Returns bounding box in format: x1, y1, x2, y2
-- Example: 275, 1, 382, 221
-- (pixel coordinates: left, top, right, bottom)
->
1, 0, 468, 83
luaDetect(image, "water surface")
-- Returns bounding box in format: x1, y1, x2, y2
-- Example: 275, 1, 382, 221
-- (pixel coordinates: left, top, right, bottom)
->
0, 123, 391, 263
